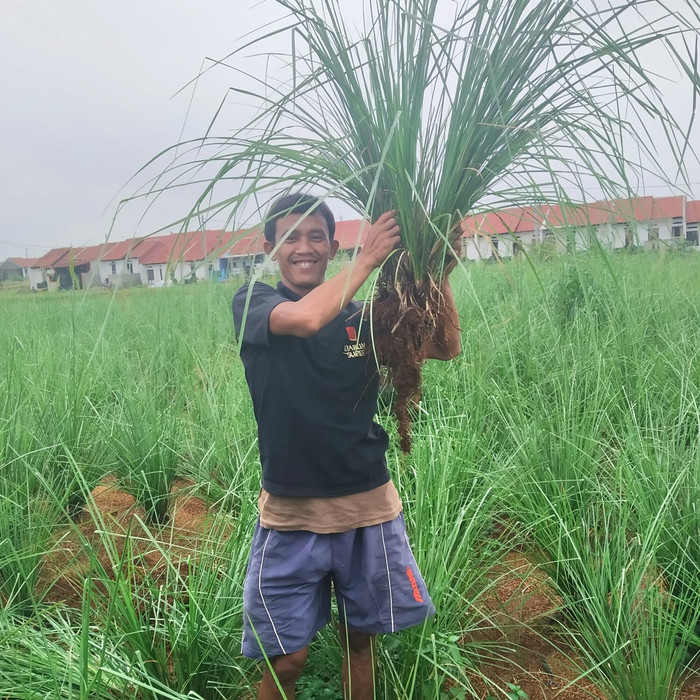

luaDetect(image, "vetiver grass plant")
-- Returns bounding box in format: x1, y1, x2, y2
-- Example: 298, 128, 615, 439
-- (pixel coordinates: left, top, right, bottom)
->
143, 0, 699, 451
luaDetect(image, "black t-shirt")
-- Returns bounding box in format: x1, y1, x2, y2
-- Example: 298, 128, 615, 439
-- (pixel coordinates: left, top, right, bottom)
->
232, 281, 390, 497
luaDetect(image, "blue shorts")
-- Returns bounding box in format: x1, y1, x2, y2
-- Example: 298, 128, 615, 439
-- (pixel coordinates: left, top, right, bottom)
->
241, 512, 435, 659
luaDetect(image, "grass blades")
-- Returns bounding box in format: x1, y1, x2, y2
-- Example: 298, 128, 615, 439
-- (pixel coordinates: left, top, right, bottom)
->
141, 0, 698, 285
1, 247, 700, 697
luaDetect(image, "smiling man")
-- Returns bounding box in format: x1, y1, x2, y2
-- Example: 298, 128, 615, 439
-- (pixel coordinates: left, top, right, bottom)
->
232, 193, 461, 700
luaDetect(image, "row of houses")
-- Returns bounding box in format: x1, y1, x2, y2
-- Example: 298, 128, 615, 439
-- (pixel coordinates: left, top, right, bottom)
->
462, 195, 700, 259
1, 220, 369, 291
2, 195, 698, 291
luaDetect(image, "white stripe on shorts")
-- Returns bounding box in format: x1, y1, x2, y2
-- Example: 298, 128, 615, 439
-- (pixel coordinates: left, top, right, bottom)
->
259, 530, 287, 655
380, 523, 395, 633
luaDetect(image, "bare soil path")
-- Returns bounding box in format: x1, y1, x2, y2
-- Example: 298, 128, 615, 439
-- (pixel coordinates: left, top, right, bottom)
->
39, 480, 700, 699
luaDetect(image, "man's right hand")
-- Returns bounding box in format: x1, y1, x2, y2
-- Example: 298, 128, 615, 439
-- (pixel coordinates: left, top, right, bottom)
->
357, 211, 401, 270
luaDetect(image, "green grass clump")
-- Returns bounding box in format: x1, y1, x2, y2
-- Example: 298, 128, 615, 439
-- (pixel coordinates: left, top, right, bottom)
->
0, 251, 699, 697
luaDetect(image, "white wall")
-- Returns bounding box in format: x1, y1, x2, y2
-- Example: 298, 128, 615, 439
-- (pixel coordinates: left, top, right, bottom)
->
140, 263, 169, 286
464, 230, 542, 260
137, 260, 218, 286
464, 235, 494, 261
27, 267, 45, 290
220, 254, 269, 277
98, 259, 130, 282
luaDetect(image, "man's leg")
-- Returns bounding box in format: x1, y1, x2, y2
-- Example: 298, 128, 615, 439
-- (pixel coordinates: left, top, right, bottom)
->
258, 647, 309, 700
241, 524, 333, 694
340, 627, 376, 700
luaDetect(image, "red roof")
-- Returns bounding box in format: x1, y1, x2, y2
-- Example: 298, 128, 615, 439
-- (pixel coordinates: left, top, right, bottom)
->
540, 202, 616, 228
557, 197, 654, 227
225, 230, 265, 256
136, 230, 237, 265
8, 256, 39, 267
71, 245, 106, 265
652, 196, 685, 220
32, 248, 73, 268
136, 238, 175, 265
99, 238, 155, 261
221, 220, 368, 256
686, 200, 700, 223
462, 207, 541, 236
462, 196, 682, 236
609, 196, 654, 223
334, 220, 368, 250
32, 244, 111, 269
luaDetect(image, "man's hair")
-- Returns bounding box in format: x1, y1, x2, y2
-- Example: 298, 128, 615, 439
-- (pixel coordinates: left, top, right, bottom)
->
263, 193, 336, 244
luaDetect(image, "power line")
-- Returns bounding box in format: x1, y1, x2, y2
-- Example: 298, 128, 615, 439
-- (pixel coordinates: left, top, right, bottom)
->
0, 240, 57, 250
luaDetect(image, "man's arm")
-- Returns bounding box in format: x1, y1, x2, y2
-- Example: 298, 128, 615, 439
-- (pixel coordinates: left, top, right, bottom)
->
269, 212, 400, 337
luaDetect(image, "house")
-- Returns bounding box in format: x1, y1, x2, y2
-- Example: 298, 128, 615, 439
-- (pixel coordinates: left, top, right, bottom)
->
25, 197, 696, 292
96, 238, 152, 287
30, 245, 105, 291
462, 206, 542, 260
334, 219, 369, 254
685, 200, 700, 247
29, 230, 243, 291
0, 259, 23, 282
219, 230, 265, 278
95, 232, 231, 287
135, 230, 237, 285
462, 196, 698, 259
0, 257, 39, 282
29, 247, 77, 290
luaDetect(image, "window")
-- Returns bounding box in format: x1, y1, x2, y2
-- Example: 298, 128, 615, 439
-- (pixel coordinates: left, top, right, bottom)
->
110, 262, 116, 275
491, 237, 499, 253
126, 261, 134, 274
159, 267, 163, 280
189, 264, 196, 272
687, 224, 699, 246
672, 217, 683, 238
147, 268, 155, 282
648, 225, 659, 250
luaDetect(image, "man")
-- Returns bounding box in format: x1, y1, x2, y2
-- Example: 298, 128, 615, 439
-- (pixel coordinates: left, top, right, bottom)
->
232, 193, 461, 700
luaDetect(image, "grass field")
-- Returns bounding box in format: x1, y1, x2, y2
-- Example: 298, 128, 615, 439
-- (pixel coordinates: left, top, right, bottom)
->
1, 249, 699, 699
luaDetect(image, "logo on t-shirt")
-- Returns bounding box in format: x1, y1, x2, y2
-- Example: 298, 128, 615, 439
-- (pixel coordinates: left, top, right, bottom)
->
344, 325, 368, 358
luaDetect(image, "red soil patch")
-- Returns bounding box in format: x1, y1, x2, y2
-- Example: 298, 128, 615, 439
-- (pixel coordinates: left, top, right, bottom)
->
38, 488, 700, 699
39, 476, 223, 608
469, 552, 700, 700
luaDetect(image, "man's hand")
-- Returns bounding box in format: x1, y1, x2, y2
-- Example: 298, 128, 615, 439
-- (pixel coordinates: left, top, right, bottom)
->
357, 211, 401, 271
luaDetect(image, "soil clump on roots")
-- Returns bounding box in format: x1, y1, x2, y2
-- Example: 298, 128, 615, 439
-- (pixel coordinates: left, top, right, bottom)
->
373, 268, 447, 452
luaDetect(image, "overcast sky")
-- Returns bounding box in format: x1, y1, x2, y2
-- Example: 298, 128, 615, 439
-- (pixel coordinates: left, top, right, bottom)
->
1, 0, 698, 261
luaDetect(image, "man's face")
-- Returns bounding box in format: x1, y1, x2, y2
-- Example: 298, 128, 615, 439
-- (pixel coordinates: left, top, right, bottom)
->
264, 213, 340, 296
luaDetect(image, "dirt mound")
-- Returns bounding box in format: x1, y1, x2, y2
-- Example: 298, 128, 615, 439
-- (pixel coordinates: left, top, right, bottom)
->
36, 488, 700, 699
39, 476, 223, 609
